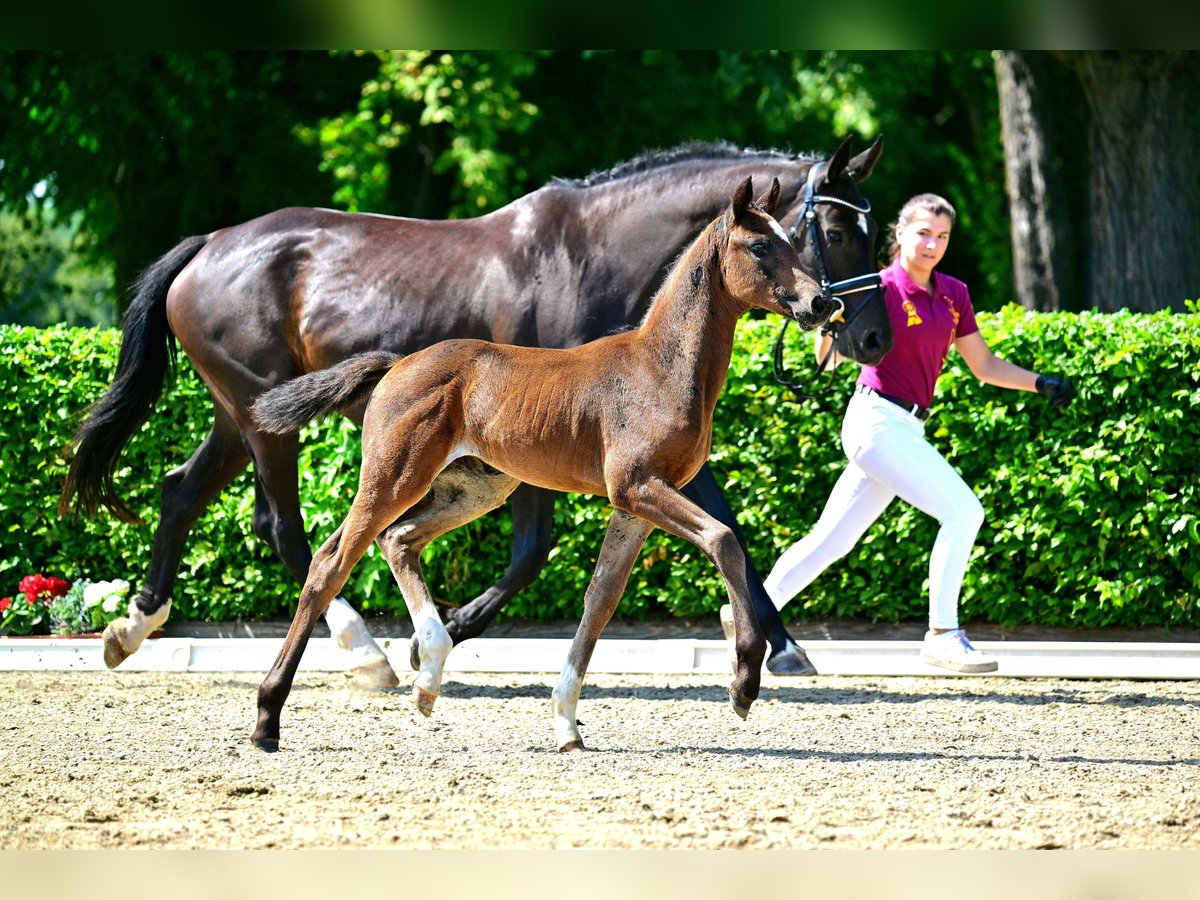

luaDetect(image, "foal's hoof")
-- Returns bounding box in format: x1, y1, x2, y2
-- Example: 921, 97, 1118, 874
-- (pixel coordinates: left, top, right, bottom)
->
413, 685, 437, 717
102, 624, 132, 670
728, 687, 753, 720
346, 657, 401, 692
558, 740, 586, 753
766, 644, 818, 677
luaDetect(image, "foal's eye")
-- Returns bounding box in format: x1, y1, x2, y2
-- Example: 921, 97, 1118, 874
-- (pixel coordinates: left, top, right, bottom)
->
749, 242, 771, 258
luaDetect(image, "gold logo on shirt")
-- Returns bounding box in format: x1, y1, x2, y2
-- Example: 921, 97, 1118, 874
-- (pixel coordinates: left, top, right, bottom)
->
903, 299, 923, 327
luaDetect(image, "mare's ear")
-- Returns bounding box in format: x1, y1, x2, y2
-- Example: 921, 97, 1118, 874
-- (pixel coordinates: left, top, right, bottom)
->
754, 178, 782, 214
731, 175, 753, 220
846, 134, 884, 184
822, 135, 854, 186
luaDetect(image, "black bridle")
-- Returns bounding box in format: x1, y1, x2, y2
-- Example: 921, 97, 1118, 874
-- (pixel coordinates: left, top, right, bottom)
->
773, 162, 883, 402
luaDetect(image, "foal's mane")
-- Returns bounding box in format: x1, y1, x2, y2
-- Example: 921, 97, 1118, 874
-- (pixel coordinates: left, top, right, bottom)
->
553, 142, 821, 190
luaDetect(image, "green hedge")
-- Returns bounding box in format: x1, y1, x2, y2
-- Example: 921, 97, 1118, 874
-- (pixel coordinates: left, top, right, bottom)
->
2, 306, 1197, 628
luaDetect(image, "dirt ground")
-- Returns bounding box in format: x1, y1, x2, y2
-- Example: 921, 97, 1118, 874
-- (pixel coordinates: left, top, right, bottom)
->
3, 667, 1198, 849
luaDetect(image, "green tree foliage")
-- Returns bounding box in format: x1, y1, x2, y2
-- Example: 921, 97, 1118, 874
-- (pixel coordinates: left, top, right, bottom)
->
3, 51, 1006, 326
4, 310, 1196, 629
0, 203, 114, 327
0, 50, 373, 311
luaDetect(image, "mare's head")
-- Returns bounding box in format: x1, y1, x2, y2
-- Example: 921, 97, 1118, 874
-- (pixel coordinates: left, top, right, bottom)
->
722, 176, 829, 330
785, 136, 892, 366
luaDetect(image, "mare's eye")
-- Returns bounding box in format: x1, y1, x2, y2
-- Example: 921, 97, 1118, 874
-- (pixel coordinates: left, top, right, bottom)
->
749, 242, 770, 258
826, 229, 843, 244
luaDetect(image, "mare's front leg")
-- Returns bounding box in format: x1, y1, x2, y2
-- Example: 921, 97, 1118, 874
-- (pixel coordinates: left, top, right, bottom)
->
682, 463, 816, 676
612, 476, 767, 719
442, 483, 557, 646
553, 509, 654, 752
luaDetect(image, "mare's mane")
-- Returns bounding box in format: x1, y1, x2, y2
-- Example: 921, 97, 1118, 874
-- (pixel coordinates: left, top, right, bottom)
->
552, 142, 821, 190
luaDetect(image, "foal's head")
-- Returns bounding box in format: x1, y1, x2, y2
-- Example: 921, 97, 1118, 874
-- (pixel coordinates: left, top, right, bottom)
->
721, 177, 830, 330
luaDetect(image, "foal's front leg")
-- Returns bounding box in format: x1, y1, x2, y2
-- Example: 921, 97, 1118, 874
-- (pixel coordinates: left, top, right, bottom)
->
553, 509, 654, 752
611, 477, 767, 718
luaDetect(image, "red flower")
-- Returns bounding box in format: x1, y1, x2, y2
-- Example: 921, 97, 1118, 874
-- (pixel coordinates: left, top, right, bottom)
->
0, 597, 10, 614
16, 574, 71, 606
43, 576, 70, 598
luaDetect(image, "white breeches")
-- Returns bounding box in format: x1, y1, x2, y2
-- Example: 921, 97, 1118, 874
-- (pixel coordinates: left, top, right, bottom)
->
765, 391, 984, 630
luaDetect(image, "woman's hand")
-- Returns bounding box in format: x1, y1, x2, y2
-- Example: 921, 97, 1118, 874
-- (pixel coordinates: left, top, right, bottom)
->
1036, 374, 1075, 408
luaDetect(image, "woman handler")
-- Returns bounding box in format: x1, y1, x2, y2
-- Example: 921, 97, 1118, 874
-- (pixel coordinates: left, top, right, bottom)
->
757, 193, 1073, 672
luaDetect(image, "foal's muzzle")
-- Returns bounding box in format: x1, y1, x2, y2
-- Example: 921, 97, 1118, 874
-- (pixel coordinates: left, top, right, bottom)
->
788, 289, 835, 331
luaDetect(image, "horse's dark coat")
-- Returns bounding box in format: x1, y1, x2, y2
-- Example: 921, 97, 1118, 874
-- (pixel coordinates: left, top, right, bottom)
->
60, 137, 888, 668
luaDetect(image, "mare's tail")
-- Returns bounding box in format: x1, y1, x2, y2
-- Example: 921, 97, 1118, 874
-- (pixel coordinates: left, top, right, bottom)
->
251, 351, 403, 435
58, 234, 210, 523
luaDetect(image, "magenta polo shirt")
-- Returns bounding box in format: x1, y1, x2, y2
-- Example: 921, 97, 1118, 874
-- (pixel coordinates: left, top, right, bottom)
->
856, 259, 979, 409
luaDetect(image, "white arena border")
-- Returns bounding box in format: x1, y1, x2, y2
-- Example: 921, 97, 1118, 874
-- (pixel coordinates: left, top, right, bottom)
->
2, 636, 1200, 679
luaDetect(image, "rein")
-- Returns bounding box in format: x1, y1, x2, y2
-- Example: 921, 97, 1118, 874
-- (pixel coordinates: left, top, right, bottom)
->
773, 163, 882, 402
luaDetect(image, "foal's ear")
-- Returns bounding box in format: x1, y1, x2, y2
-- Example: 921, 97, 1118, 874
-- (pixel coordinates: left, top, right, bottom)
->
846, 134, 884, 184
754, 177, 781, 214
731, 175, 754, 220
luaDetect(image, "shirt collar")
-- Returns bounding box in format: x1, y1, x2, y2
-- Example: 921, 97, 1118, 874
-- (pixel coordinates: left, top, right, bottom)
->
888, 259, 938, 297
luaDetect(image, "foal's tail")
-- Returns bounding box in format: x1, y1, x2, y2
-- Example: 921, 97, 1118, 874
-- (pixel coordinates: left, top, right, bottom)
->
59, 234, 210, 523
252, 351, 403, 435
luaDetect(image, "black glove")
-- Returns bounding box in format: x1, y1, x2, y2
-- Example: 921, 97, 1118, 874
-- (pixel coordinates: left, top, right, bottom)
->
1036, 374, 1075, 409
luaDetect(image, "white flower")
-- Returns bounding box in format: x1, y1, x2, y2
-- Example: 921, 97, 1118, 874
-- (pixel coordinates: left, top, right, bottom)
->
83, 579, 130, 609
83, 581, 107, 607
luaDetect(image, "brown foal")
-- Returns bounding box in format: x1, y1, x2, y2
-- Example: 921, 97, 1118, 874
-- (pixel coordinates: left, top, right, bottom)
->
249, 176, 829, 751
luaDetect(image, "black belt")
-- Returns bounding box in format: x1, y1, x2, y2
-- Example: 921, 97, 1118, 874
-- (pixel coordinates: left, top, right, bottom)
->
855, 385, 930, 421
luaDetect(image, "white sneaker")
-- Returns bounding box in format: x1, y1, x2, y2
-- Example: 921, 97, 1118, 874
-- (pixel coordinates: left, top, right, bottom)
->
920, 628, 998, 674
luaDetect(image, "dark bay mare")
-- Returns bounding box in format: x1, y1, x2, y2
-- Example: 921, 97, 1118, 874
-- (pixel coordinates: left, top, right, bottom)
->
249, 177, 829, 751
59, 137, 890, 688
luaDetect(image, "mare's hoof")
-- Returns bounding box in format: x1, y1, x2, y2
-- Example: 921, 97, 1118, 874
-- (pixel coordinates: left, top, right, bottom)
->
728, 687, 753, 720
413, 685, 437, 717
766, 646, 818, 677
558, 740, 586, 753
346, 657, 401, 692
250, 734, 279, 752
102, 626, 131, 669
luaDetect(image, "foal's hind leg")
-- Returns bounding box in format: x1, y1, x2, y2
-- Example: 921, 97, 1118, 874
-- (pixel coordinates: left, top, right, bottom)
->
553, 509, 654, 752
610, 476, 767, 719
375, 458, 520, 711
244, 429, 399, 691
253, 472, 442, 748
104, 412, 249, 668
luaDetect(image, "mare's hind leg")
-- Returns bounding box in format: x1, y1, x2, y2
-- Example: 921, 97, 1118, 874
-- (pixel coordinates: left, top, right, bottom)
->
376, 458, 520, 706
244, 429, 399, 691
104, 411, 249, 668
553, 510, 654, 752
611, 476, 767, 720
442, 484, 557, 645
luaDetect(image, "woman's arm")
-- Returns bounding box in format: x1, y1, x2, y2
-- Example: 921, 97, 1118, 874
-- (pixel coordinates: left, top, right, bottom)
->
954, 331, 1039, 391
815, 329, 844, 369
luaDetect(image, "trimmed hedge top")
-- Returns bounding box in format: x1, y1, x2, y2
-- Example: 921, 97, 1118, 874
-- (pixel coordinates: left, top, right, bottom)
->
2, 305, 1197, 629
